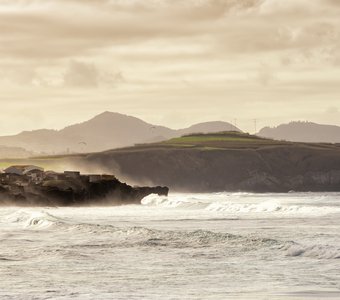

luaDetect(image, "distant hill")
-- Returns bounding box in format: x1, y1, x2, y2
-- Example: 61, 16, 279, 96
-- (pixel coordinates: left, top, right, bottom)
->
0, 112, 240, 155
0, 145, 34, 159
177, 121, 237, 136
258, 121, 340, 143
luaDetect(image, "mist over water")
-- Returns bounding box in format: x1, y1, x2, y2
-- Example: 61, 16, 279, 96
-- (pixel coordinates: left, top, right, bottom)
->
1, 192, 340, 299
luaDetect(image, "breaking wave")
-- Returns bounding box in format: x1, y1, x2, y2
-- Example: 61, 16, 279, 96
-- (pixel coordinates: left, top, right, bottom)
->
141, 193, 340, 216
284, 243, 340, 259
141, 194, 208, 209
205, 201, 340, 215
4, 210, 68, 229
67, 224, 282, 251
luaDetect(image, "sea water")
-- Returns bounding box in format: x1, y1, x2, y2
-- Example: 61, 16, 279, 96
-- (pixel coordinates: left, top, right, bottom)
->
1, 192, 340, 299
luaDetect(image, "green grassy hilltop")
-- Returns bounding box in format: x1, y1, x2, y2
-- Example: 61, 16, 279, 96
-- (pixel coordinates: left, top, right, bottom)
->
160, 132, 281, 148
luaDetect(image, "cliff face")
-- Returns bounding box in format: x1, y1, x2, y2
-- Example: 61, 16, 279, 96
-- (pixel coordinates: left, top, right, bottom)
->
84, 144, 340, 193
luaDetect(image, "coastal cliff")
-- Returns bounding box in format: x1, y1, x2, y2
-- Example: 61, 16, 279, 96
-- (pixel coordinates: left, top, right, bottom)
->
82, 132, 340, 192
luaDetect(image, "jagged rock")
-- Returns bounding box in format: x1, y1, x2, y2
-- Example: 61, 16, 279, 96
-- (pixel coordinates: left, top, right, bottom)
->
0, 169, 169, 206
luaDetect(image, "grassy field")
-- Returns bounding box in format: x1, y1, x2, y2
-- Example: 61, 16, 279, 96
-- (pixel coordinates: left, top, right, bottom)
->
158, 131, 286, 149
165, 135, 263, 144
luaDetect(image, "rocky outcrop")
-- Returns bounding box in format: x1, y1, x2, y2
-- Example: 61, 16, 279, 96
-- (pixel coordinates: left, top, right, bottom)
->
0, 170, 169, 206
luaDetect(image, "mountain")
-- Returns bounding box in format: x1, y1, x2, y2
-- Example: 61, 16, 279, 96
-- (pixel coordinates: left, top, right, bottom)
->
258, 121, 340, 143
0, 112, 240, 155
177, 121, 238, 136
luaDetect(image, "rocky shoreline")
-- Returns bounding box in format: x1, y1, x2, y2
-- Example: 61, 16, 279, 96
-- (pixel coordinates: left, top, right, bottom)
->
0, 166, 169, 206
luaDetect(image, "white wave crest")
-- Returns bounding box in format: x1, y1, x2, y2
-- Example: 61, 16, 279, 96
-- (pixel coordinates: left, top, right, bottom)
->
68, 223, 280, 250
285, 243, 340, 259
3, 210, 66, 229
4, 210, 33, 223
24, 212, 65, 229
141, 194, 208, 209
206, 201, 340, 216
141, 194, 340, 217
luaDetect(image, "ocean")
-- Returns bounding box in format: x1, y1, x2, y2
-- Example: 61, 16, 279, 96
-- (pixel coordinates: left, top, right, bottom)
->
1, 192, 340, 299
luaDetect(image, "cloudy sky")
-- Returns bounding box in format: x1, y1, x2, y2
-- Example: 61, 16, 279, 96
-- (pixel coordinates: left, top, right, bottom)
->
0, 0, 339, 135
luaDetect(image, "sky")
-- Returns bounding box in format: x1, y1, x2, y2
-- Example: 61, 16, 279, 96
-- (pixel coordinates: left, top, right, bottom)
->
0, 0, 340, 135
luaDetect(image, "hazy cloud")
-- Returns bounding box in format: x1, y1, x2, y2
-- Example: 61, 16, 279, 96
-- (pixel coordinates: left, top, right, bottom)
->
62, 61, 125, 88
256, 64, 276, 86
64, 61, 99, 87
0, 0, 340, 134
325, 106, 339, 114
0, 0, 339, 59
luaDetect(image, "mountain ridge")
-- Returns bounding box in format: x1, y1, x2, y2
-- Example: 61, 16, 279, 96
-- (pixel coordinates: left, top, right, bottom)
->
259, 121, 340, 143
0, 111, 240, 156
